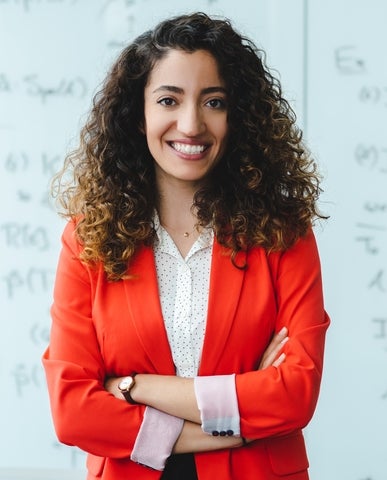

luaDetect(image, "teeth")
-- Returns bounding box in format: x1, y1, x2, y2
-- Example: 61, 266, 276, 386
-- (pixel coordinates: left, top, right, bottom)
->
171, 142, 206, 154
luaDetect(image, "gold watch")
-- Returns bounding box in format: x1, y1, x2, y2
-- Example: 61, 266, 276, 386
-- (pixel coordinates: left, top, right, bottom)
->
118, 374, 137, 404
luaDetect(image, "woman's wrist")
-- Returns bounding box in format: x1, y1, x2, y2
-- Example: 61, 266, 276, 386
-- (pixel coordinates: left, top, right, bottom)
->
129, 373, 141, 404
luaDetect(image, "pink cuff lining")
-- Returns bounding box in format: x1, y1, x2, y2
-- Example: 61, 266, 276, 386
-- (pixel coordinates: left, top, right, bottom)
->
194, 374, 240, 437
130, 407, 184, 471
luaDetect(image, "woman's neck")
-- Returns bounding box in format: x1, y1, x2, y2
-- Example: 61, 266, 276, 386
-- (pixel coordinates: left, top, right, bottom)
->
156, 181, 201, 257
158, 195, 198, 234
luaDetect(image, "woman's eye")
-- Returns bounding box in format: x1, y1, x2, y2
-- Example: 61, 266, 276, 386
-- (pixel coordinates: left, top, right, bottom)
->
206, 98, 227, 109
158, 97, 176, 106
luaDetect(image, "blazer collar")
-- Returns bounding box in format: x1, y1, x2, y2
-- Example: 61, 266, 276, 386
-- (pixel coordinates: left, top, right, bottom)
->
123, 245, 175, 374
199, 241, 246, 375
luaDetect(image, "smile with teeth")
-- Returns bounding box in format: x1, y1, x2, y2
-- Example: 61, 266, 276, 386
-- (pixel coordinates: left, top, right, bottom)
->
170, 142, 207, 155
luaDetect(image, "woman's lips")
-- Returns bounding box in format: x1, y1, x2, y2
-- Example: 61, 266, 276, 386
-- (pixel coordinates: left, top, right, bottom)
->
169, 141, 208, 155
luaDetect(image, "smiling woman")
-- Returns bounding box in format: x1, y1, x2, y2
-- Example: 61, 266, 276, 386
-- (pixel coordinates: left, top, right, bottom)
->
43, 11, 329, 480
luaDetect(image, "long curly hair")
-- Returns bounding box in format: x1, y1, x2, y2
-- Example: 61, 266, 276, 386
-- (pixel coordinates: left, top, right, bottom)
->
53, 12, 326, 280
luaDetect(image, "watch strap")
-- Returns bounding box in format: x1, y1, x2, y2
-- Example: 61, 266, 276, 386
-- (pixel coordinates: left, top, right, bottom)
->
120, 373, 138, 404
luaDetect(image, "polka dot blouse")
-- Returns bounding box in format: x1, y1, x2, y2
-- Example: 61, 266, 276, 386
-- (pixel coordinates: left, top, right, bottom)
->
153, 215, 213, 378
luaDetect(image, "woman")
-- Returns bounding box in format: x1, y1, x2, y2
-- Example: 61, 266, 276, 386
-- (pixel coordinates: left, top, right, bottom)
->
43, 12, 330, 480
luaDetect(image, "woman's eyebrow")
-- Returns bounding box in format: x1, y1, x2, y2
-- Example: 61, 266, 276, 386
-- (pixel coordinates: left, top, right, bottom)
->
152, 85, 183, 94
201, 86, 227, 95
152, 85, 227, 95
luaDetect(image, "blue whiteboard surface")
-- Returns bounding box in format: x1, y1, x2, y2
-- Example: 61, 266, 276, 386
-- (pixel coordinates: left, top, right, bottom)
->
0, 1, 386, 479
305, 2, 387, 478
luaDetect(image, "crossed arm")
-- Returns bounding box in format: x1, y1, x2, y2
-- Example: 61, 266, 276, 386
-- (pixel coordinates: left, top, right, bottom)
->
105, 327, 288, 454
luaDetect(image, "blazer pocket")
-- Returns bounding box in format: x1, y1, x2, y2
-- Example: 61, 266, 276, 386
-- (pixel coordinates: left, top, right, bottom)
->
86, 454, 106, 478
266, 430, 309, 476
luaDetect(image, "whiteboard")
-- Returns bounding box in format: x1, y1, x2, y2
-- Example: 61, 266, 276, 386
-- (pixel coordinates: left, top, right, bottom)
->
0, 1, 386, 479
304, 2, 387, 479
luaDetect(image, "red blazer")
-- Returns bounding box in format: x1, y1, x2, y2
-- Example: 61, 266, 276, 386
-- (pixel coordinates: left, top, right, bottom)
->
43, 220, 329, 480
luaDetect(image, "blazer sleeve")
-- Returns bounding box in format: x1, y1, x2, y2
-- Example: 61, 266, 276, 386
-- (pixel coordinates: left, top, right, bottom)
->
236, 229, 330, 439
42, 220, 145, 459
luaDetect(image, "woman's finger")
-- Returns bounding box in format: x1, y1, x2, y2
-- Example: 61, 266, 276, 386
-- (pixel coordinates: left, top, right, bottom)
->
259, 327, 288, 369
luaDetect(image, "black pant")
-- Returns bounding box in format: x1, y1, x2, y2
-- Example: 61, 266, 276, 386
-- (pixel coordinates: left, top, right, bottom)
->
161, 453, 198, 480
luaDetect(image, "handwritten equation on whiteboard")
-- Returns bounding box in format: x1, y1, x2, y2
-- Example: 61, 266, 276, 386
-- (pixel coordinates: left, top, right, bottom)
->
0, 73, 88, 103
335, 45, 387, 400
0, 152, 60, 402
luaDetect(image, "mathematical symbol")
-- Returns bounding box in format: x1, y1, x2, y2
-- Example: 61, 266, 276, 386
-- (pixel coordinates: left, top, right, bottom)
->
356, 222, 386, 231
335, 46, 366, 74
355, 236, 379, 254
372, 318, 387, 339
368, 269, 386, 292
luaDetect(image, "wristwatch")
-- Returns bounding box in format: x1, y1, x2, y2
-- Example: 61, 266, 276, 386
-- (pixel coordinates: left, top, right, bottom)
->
118, 374, 137, 404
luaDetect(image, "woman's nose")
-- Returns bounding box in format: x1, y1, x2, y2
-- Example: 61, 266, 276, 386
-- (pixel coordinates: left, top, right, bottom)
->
177, 105, 205, 136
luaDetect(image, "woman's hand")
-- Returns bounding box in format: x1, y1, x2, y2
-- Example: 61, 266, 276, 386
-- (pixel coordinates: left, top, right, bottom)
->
105, 376, 124, 399
237, 327, 289, 447
258, 327, 288, 370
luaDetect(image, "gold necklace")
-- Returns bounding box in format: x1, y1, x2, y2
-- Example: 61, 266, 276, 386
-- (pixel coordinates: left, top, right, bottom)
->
162, 223, 199, 238
183, 229, 195, 238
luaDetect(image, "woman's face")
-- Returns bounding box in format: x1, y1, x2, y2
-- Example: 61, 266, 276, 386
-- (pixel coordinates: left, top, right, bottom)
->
143, 48, 228, 190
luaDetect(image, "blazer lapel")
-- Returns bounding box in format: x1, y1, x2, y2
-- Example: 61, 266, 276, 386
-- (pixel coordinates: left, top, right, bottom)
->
199, 240, 246, 375
123, 246, 175, 374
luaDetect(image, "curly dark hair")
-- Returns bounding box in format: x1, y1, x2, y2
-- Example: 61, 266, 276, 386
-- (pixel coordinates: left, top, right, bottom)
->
53, 12, 326, 280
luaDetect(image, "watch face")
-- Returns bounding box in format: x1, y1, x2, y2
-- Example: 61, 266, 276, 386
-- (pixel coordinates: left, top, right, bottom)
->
119, 376, 133, 392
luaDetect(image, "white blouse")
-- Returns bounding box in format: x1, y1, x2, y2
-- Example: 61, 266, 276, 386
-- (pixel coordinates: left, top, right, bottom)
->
153, 215, 213, 378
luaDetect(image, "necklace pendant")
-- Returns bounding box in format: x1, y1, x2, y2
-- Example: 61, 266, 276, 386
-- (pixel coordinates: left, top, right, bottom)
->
183, 232, 189, 238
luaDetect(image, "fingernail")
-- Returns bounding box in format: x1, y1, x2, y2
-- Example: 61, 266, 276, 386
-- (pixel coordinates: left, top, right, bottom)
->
275, 352, 286, 367
280, 336, 289, 345
279, 327, 287, 335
